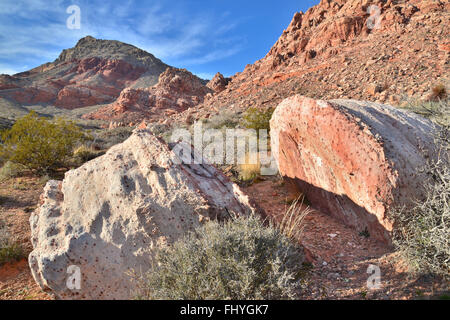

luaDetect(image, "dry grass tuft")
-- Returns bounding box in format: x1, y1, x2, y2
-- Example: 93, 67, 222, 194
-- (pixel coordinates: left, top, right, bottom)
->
276, 197, 312, 243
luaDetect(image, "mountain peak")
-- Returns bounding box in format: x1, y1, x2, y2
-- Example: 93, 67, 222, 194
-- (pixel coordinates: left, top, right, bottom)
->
54, 37, 167, 70
75, 35, 97, 46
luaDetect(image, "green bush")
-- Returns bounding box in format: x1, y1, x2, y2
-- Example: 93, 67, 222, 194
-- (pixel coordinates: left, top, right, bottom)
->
240, 107, 274, 132
0, 111, 87, 174
390, 127, 449, 278
134, 214, 306, 300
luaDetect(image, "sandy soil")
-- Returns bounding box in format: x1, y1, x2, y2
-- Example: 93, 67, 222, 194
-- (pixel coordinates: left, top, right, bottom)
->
0, 174, 50, 300
244, 178, 449, 300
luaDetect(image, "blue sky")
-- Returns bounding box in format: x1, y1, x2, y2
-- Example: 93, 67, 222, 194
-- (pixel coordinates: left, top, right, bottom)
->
0, 0, 319, 79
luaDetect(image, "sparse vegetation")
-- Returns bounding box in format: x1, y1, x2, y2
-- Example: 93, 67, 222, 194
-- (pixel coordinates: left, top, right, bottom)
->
72, 145, 105, 165
0, 220, 26, 266
0, 243, 25, 266
238, 152, 261, 183
0, 111, 88, 175
204, 111, 240, 130
134, 214, 306, 300
389, 125, 449, 278
403, 99, 450, 127
429, 84, 448, 102
0, 161, 25, 181
359, 227, 370, 239
91, 126, 134, 150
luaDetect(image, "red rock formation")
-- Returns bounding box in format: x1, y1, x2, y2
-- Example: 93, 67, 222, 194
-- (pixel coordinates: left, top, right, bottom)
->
270, 95, 439, 243
167, 0, 448, 126
265, 0, 443, 67
206, 72, 230, 93
83, 67, 213, 124
0, 36, 167, 109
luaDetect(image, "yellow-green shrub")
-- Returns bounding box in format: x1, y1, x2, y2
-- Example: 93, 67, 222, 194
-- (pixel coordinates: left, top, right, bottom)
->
0, 111, 87, 174
240, 107, 274, 132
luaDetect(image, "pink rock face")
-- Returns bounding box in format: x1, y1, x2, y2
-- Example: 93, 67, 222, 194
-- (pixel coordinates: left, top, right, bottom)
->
83, 67, 213, 124
266, 0, 370, 68
264, 0, 449, 70
270, 95, 438, 243
0, 58, 146, 108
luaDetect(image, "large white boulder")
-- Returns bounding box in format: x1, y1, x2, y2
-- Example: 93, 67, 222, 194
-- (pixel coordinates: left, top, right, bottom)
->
29, 129, 258, 299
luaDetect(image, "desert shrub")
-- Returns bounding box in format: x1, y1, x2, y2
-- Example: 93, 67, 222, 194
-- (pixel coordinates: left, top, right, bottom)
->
134, 214, 306, 300
0, 243, 25, 266
93, 126, 134, 149
389, 126, 449, 278
0, 220, 25, 265
146, 123, 171, 137
0, 111, 87, 174
240, 107, 274, 133
38, 174, 51, 186
204, 111, 239, 130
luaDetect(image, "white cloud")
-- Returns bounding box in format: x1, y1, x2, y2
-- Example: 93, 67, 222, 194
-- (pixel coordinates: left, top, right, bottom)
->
0, 0, 244, 74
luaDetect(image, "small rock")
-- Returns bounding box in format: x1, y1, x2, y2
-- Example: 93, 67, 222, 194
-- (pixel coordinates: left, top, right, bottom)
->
328, 233, 338, 238
366, 83, 384, 96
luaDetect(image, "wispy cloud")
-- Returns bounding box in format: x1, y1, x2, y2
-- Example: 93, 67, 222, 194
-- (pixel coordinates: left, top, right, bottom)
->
0, 0, 245, 74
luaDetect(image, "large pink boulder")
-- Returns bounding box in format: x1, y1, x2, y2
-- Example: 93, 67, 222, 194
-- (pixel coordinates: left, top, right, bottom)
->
270, 95, 438, 243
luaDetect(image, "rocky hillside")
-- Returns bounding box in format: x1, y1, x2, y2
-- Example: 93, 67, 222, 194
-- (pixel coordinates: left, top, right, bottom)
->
83, 67, 213, 125
1, 1, 448, 125
167, 0, 449, 125
0, 36, 170, 109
